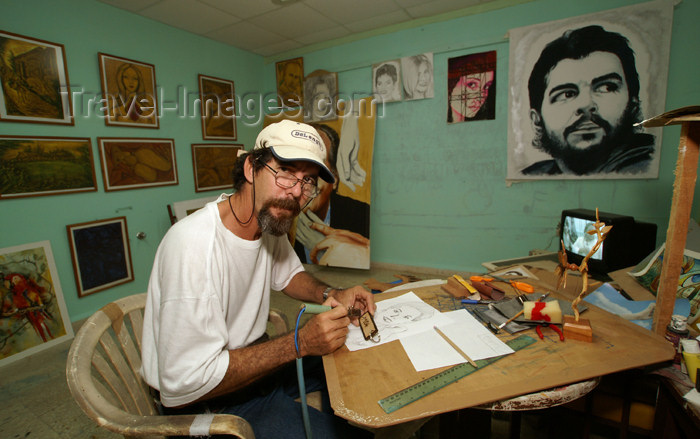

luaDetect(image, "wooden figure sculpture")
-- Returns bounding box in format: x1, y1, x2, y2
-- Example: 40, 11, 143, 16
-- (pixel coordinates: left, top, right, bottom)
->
555, 208, 612, 342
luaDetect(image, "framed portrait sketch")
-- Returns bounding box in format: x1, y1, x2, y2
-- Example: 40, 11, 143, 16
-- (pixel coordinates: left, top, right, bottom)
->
0, 241, 73, 367
191, 143, 241, 192
276, 57, 304, 108
66, 217, 133, 297
0, 30, 73, 125
506, 1, 673, 180
98, 53, 159, 128
199, 74, 236, 140
0, 135, 97, 200
372, 60, 402, 103
401, 53, 434, 101
303, 70, 338, 123
97, 137, 178, 191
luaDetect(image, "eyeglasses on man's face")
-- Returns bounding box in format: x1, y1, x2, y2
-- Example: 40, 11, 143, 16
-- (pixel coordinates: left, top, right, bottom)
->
262, 162, 319, 198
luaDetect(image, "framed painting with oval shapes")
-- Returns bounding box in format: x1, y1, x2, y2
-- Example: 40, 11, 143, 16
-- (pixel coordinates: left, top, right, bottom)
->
97, 137, 177, 191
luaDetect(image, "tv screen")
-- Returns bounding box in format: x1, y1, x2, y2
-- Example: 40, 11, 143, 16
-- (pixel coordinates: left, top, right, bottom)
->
562, 216, 604, 260
559, 209, 657, 275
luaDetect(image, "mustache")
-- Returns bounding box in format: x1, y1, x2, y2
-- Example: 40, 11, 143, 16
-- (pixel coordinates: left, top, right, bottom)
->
267, 197, 301, 216
564, 113, 612, 137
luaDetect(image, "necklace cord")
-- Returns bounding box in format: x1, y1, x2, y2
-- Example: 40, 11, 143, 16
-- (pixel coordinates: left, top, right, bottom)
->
228, 167, 256, 225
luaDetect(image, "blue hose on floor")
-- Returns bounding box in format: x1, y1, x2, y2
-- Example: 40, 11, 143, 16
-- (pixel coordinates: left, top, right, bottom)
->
295, 303, 332, 439
294, 306, 313, 439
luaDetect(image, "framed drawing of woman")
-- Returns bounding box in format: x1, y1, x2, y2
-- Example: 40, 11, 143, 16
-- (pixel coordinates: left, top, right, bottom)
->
98, 53, 159, 128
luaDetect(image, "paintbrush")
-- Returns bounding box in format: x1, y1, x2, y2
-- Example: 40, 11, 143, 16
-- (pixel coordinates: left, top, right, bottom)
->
497, 293, 549, 330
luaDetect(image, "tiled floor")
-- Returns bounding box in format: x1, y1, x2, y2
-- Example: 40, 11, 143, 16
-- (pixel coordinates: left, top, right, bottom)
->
0, 329, 118, 439
0, 263, 640, 438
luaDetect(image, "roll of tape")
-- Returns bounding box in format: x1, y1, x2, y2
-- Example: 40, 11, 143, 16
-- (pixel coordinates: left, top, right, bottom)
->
189, 413, 215, 436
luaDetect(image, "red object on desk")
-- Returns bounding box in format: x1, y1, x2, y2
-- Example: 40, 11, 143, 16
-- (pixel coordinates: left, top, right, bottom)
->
536, 323, 564, 341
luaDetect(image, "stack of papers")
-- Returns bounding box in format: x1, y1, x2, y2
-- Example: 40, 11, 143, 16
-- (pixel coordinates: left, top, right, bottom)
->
345, 292, 514, 371
402, 309, 514, 371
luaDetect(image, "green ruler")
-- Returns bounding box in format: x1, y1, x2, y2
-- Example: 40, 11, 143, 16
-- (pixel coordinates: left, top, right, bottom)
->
378, 334, 536, 414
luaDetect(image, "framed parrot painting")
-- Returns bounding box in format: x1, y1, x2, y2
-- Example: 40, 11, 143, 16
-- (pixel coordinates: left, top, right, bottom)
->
0, 241, 73, 367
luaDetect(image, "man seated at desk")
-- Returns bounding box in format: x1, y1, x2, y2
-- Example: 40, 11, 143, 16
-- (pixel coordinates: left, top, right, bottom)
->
140, 120, 375, 438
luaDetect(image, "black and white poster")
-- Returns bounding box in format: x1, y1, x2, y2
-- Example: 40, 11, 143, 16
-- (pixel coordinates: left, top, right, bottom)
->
507, 1, 673, 180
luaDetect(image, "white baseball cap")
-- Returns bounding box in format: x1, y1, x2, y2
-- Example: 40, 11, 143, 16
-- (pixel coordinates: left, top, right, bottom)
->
254, 119, 335, 183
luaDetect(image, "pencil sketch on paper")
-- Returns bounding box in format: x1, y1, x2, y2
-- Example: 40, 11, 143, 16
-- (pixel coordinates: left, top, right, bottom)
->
345, 291, 451, 351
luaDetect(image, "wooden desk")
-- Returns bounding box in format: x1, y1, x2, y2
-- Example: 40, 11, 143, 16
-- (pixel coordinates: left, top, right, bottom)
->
323, 283, 675, 428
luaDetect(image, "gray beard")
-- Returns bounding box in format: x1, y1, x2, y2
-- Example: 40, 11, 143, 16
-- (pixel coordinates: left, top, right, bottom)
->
257, 198, 301, 236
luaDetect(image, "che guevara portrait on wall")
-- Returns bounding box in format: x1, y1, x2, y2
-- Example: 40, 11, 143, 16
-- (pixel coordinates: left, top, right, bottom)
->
506, 1, 672, 181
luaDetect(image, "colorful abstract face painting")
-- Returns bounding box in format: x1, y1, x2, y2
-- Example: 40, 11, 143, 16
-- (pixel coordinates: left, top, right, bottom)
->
447, 50, 497, 123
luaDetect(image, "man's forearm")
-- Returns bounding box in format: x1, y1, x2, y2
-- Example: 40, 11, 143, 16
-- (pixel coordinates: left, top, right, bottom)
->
199, 272, 339, 403
198, 331, 299, 403
283, 271, 332, 304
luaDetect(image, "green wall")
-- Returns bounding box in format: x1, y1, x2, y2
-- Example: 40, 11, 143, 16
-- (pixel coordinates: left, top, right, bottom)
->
1, 0, 699, 323
269, 0, 700, 272
0, 0, 264, 321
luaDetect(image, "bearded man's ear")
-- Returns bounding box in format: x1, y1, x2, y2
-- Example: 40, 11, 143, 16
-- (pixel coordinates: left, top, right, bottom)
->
529, 109, 544, 134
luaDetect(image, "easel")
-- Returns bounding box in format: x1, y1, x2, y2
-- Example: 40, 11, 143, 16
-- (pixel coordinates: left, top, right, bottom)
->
641, 106, 700, 336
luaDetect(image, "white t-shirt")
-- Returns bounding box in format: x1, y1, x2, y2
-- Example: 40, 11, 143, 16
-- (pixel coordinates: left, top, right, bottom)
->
140, 194, 304, 407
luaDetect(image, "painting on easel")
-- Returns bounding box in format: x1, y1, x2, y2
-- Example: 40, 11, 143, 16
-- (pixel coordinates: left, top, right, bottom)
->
0, 241, 73, 367
265, 97, 376, 270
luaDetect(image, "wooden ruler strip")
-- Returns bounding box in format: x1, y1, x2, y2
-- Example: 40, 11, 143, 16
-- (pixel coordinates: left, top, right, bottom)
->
378, 335, 536, 414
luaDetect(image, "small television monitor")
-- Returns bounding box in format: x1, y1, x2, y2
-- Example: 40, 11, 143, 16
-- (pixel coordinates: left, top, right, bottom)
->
560, 209, 657, 275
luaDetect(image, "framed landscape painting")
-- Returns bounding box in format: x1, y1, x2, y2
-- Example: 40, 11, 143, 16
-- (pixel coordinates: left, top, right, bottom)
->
0, 30, 73, 125
191, 143, 241, 192
198, 74, 236, 140
66, 217, 133, 297
0, 241, 73, 367
0, 136, 97, 199
97, 137, 178, 191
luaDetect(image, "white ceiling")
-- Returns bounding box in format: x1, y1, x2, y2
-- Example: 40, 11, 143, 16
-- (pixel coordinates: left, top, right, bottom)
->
97, 0, 498, 58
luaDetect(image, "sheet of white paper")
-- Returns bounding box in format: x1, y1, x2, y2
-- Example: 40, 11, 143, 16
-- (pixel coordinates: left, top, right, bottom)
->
345, 291, 452, 351
401, 309, 515, 371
